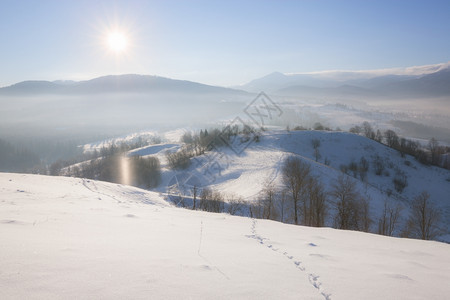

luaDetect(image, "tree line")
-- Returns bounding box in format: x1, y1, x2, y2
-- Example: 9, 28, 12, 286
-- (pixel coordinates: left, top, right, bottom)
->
169, 155, 442, 241
165, 125, 261, 170
59, 143, 161, 189
350, 121, 450, 169
288, 121, 449, 170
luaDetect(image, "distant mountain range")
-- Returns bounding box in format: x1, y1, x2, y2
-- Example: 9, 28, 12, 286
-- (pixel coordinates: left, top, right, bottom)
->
0, 74, 252, 134
239, 62, 450, 99
0, 74, 248, 96
1, 62, 449, 99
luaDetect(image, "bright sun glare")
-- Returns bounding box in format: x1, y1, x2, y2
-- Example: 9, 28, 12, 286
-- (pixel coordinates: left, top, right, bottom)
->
107, 31, 128, 53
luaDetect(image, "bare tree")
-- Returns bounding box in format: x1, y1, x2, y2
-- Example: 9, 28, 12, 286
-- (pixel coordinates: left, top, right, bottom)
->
384, 130, 399, 148
428, 137, 442, 166
330, 175, 362, 230
306, 177, 327, 227
373, 154, 385, 176
378, 200, 402, 236
349, 125, 362, 134
407, 191, 441, 240
311, 139, 321, 162
199, 188, 224, 213
261, 182, 276, 220
282, 156, 311, 225
362, 122, 375, 139
192, 185, 198, 210
277, 189, 288, 223
314, 122, 325, 130
226, 194, 245, 215
358, 157, 369, 181
375, 129, 383, 143
249, 198, 264, 219
165, 148, 192, 170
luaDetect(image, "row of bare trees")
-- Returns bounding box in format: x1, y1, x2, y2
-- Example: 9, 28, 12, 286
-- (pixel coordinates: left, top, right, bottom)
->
281, 156, 328, 226
330, 175, 371, 231
378, 191, 442, 240
67, 154, 161, 188
279, 155, 442, 240
166, 126, 262, 171
169, 154, 443, 240
350, 122, 450, 169
281, 156, 372, 231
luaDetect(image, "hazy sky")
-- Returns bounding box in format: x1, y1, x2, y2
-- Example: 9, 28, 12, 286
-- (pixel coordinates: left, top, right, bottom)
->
1, 0, 450, 87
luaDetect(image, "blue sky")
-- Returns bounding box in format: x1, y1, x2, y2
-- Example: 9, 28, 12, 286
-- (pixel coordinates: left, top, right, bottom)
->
1, 0, 450, 87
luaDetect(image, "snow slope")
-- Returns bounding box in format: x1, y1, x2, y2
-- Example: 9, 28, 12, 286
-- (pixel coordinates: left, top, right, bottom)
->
1, 173, 449, 299
140, 130, 449, 238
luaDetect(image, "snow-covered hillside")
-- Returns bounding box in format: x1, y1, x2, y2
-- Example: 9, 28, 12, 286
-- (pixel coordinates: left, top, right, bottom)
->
1, 173, 449, 299
130, 130, 449, 239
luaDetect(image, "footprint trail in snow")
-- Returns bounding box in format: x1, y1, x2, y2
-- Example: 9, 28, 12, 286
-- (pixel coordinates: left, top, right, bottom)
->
248, 219, 331, 300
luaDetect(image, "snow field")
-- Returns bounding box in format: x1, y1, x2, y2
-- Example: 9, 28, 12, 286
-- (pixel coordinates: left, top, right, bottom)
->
1, 173, 450, 299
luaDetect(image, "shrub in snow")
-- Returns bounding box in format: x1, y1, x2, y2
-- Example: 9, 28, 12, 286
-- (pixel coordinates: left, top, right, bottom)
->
373, 155, 384, 176
393, 170, 408, 193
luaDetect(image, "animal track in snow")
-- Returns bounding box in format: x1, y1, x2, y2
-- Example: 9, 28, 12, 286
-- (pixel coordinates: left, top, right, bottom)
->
248, 219, 331, 300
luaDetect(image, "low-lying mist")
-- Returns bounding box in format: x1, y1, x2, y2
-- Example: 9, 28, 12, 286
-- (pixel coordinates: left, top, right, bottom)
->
0, 92, 249, 169
1, 89, 449, 173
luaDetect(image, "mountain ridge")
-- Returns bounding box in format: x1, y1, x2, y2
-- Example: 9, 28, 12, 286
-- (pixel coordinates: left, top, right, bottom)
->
0, 74, 249, 96
240, 62, 450, 98
2, 61, 449, 98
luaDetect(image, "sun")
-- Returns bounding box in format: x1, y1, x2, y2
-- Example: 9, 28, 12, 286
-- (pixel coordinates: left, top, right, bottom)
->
107, 31, 128, 53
